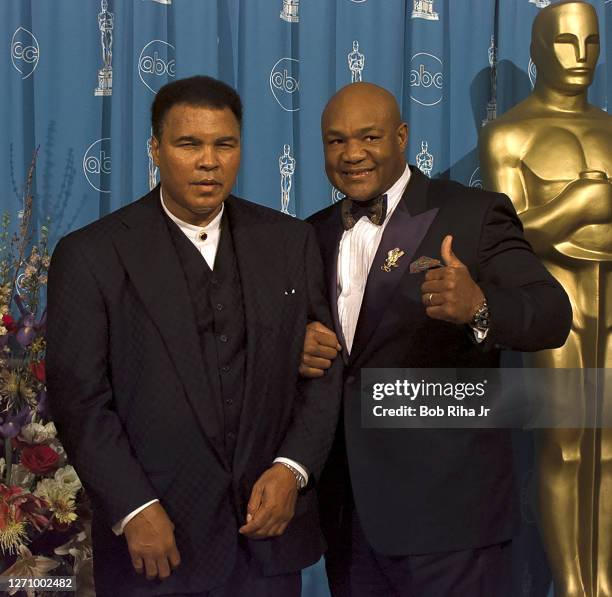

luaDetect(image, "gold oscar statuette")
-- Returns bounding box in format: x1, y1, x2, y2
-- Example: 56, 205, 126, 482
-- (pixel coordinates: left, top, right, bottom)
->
479, 2, 612, 596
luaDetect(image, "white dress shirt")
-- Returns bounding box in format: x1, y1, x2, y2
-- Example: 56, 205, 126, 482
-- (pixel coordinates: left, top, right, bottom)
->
160, 188, 224, 269
337, 165, 411, 353
112, 189, 308, 535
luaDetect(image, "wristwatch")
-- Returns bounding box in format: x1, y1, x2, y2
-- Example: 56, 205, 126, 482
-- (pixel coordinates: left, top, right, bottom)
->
470, 299, 490, 341
278, 462, 307, 490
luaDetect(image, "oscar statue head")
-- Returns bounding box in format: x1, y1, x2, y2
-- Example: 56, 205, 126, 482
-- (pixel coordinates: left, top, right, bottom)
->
531, 1, 599, 94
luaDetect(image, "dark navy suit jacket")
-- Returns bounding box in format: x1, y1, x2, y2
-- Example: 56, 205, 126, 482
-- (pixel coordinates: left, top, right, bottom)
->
309, 166, 571, 555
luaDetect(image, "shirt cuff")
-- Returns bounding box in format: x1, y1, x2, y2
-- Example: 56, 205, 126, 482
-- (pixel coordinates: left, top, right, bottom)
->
273, 457, 309, 485
112, 499, 159, 536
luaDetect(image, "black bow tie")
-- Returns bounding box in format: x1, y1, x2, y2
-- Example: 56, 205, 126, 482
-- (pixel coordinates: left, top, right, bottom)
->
341, 194, 388, 230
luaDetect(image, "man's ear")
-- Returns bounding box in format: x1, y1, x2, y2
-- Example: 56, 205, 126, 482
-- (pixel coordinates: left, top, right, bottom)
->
397, 122, 408, 152
151, 136, 160, 166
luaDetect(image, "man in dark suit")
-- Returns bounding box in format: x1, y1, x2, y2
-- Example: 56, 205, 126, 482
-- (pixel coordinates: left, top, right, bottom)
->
46, 76, 341, 596
300, 82, 572, 596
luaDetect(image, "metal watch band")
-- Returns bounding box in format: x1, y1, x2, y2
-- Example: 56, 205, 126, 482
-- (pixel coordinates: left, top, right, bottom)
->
471, 299, 490, 332
277, 461, 307, 490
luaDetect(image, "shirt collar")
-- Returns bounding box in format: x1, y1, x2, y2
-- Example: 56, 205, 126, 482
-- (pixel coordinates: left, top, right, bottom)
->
383, 164, 411, 220
159, 186, 224, 238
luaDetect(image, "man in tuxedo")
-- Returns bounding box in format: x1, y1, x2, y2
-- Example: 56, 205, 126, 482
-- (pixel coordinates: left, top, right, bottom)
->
300, 82, 572, 596
46, 76, 341, 596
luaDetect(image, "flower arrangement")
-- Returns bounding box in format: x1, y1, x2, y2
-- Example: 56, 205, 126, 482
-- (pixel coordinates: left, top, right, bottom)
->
0, 150, 93, 595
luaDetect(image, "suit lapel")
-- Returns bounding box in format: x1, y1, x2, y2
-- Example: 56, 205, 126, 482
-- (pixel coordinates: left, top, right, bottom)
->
111, 190, 227, 466
224, 197, 283, 444
350, 168, 439, 364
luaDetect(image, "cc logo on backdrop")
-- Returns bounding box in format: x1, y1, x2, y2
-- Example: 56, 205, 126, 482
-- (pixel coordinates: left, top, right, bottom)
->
409, 52, 444, 107
83, 138, 112, 193
269, 57, 300, 112
11, 27, 40, 80
138, 40, 176, 93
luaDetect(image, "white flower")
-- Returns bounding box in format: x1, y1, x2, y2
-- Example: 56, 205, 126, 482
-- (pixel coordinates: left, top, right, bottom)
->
54, 465, 82, 494
19, 422, 57, 444
9, 464, 36, 489
1, 545, 60, 596
34, 478, 77, 525
55, 525, 95, 594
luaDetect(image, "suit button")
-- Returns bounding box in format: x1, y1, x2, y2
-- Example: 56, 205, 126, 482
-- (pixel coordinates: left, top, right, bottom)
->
221, 365, 230, 372
227, 431, 235, 440
219, 334, 228, 343
346, 376, 355, 384
225, 398, 233, 405
216, 303, 223, 311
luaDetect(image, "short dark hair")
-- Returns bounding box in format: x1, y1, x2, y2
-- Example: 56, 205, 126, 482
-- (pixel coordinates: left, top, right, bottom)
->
151, 75, 243, 139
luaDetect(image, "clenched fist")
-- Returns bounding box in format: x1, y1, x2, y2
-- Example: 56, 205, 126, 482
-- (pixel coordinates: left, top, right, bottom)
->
299, 321, 341, 378
123, 502, 181, 581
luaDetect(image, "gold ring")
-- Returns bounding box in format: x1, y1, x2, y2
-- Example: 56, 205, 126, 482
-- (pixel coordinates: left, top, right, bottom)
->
428, 293, 434, 305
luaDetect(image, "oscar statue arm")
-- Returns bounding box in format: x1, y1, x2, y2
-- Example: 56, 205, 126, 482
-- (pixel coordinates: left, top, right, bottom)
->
515, 176, 612, 256
479, 124, 528, 212
479, 125, 612, 256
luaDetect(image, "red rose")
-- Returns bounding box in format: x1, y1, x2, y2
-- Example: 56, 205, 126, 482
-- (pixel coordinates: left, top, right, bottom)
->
20, 444, 60, 474
1, 314, 16, 332
29, 360, 46, 382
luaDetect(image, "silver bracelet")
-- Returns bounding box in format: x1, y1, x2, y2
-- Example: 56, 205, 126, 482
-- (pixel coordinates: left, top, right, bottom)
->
278, 462, 307, 490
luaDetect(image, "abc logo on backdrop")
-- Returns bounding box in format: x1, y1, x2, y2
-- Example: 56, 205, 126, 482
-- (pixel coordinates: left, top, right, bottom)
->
269, 58, 300, 112
138, 40, 176, 93
410, 52, 444, 107
11, 27, 40, 80
83, 138, 112, 193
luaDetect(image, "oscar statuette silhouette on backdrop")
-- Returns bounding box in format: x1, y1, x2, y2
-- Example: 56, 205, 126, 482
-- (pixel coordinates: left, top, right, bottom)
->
479, 2, 612, 596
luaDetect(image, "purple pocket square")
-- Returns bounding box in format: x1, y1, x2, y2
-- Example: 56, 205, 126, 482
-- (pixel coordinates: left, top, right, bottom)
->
409, 256, 442, 273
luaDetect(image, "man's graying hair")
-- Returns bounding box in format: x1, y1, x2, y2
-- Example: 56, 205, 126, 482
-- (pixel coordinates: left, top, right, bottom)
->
151, 75, 243, 139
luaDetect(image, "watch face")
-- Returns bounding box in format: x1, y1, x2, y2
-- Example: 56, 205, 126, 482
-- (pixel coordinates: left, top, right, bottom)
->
472, 302, 489, 330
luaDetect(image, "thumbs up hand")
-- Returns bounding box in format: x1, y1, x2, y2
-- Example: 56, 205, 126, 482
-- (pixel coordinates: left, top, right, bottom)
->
440, 234, 463, 268
420, 235, 486, 324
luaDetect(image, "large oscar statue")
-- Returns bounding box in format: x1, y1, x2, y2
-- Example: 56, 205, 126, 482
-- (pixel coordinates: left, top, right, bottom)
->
479, 3, 612, 596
